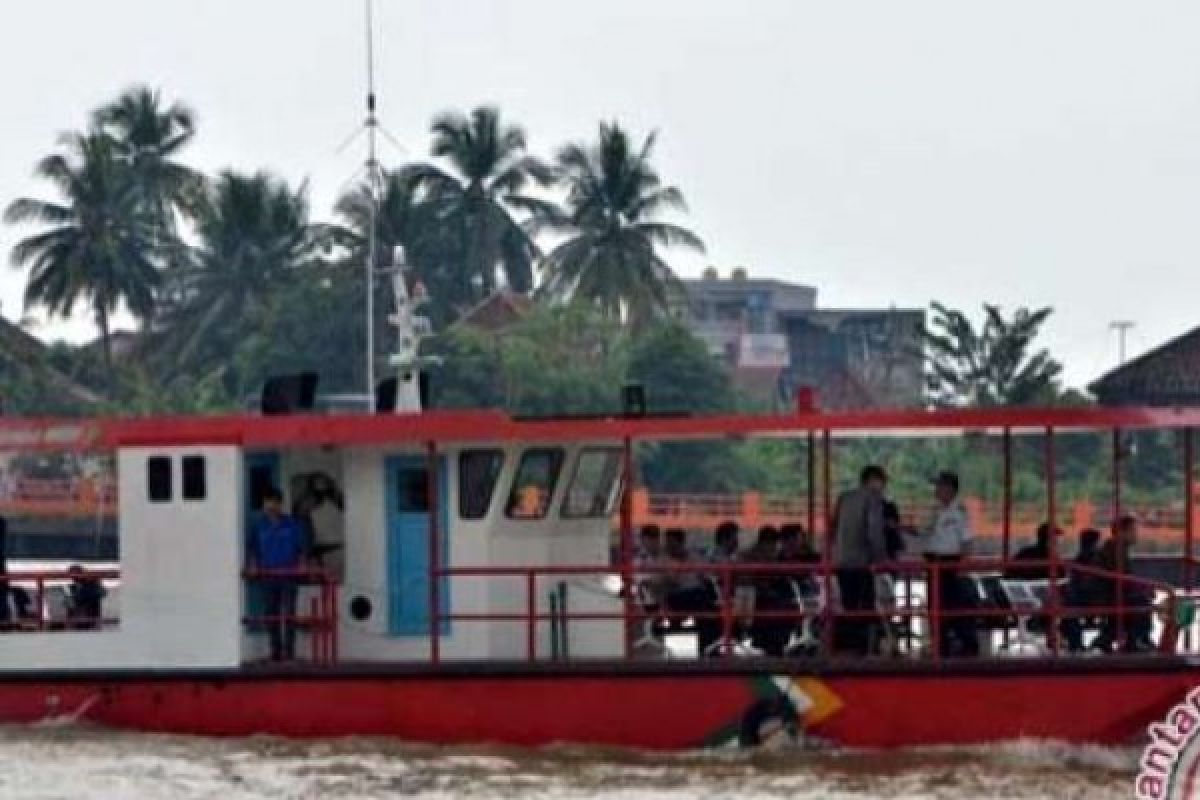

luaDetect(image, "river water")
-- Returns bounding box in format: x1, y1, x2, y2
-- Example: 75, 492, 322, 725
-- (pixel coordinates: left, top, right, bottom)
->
0, 726, 1138, 799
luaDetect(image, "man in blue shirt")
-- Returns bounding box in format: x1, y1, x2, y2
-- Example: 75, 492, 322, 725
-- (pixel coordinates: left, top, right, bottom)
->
249, 487, 306, 661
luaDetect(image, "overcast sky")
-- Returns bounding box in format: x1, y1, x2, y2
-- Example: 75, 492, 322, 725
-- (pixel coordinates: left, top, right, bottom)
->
3, 0, 1199, 388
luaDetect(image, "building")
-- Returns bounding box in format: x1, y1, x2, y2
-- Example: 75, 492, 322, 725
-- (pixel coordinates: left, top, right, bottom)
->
679, 268, 924, 410
779, 308, 925, 410
1089, 326, 1200, 406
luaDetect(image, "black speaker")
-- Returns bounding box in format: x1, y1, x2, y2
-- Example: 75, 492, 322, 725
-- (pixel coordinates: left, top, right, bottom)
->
375, 377, 398, 413
261, 372, 319, 415
622, 383, 646, 417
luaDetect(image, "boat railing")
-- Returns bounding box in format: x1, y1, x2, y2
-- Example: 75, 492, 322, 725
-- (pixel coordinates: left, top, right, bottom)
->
432, 557, 1197, 664
0, 567, 120, 632
242, 567, 339, 664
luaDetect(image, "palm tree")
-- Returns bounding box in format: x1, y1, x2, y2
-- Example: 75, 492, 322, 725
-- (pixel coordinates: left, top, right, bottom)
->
4, 131, 160, 377
534, 122, 704, 326
922, 302, 1063, 407
160, 170, 325, 374
407, 106, 552, 304
334, 169, 464, 327
93, 86, 202, 304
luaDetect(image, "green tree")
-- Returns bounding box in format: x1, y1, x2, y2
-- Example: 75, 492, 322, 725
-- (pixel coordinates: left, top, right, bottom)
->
431, 304, 625, 414
922, 302, 1063, 407
92, 86, 201, 236
158, 170, 326, 385
333, 169, 459, 329
408, 106, 551, 306
625, 322, 748, 492
536, 122, 704, 326
5, 131, 160, 378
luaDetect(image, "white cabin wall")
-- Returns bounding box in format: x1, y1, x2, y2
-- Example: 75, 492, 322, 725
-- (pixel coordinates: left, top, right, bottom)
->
0, 446, 243, 671
337, 445, 490, 661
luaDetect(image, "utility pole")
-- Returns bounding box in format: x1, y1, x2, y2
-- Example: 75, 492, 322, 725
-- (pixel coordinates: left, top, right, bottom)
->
1110, 320, 1135, 366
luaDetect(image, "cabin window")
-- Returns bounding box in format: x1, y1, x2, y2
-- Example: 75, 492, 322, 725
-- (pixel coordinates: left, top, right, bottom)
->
395, 464, 430, 513
459, 450, 504, 519
505, 448, 564, 519
147, 456, 172, 503
562, 448, 622, 518
182, 455, 207, 501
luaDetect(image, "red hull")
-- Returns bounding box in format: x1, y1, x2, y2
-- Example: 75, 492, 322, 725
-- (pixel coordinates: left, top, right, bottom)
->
0, 663, 1193, 749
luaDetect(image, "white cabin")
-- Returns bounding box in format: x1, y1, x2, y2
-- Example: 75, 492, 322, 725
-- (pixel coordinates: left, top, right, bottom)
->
0, 417, 627, 671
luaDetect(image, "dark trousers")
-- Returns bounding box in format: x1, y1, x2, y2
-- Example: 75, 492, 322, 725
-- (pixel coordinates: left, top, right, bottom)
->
669, 586, 721, 655
263, 580, 298, 660
835, 568, 876, 655
926, 555, 978, 657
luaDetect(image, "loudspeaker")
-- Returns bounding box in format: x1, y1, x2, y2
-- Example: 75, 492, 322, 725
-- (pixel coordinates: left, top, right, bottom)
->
622, 384, 646, 417
260, 372, 319, 415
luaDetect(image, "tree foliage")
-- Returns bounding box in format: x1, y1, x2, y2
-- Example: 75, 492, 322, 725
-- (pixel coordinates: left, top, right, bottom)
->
922, 302, 1063, 407
535, 123, 704, 326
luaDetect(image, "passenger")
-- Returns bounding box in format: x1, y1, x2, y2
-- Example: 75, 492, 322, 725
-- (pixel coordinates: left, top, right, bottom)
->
633, 525, 665, 608
1061, 528, 1104, 652
832, 465, 889, 656
249, 487, 306, 662
1093, 515, 1154, 653
1009, 523, 1063, 581
699, 521, 740, 655
663, 527, 717, 646
907, 471, 978, 657
743, 525, 781, 564
710, 521, 740, 563
743, 527, 791, 656
66, 564, 106, 630
779, 523, 819, 565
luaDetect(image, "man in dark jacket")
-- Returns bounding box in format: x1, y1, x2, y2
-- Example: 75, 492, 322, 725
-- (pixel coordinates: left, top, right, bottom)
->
832, 465, 888, 655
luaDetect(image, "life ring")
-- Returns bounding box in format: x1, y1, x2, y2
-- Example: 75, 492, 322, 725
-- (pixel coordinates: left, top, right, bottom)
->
738, 695, 801, 748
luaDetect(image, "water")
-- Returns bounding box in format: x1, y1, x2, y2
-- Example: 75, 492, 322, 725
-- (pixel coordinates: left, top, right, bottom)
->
0, 726, 1139, 799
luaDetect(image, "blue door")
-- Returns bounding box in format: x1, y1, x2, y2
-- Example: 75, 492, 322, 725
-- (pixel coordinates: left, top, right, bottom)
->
385, 455, 449, 636
244, 452, 281, 623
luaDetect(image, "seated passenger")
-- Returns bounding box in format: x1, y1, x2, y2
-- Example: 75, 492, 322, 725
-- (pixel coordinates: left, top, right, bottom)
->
699, 521, 740, 655
661, 528, 714, 632
66, 564, 106, 630
779, 524, 818, 564
1092, 515, 1154, 653
633, 525, 665, 608
1008, 523, 1063, 581
1061, 528, 1104, 652
742, 527, 793, 657
709, 521, 740, 564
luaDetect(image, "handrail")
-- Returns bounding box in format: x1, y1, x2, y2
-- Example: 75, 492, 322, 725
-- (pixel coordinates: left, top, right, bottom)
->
435, 555, 1187, 663
0, 567, 120, 632
242, 567, 339, 664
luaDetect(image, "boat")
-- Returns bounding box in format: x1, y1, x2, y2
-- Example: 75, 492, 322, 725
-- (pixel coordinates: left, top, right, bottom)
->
0, 277, 1197, 752
0, 396, 1196, 750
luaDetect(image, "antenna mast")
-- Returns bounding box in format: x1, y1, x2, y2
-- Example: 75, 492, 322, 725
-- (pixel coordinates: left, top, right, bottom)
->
363, 0, 381, 410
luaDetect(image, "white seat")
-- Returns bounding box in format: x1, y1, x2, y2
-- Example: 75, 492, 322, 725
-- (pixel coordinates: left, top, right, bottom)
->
998, 579, 1049, 655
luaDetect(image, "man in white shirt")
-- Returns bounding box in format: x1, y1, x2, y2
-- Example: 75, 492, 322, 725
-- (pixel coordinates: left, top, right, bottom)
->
910, 471, 979, 657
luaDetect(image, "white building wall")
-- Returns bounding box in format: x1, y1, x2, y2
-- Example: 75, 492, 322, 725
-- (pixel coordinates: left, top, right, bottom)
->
0, 446, 243, 671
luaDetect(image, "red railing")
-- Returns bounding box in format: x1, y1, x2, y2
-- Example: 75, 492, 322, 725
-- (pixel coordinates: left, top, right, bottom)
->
0, 567, 119, 631
431, 557, 1194, 664
629, 490, 1194, 546
242, 568, 339, 664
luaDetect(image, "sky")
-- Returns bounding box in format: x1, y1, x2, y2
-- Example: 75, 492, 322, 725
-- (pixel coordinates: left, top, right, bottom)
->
2, 0, 1200, 389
